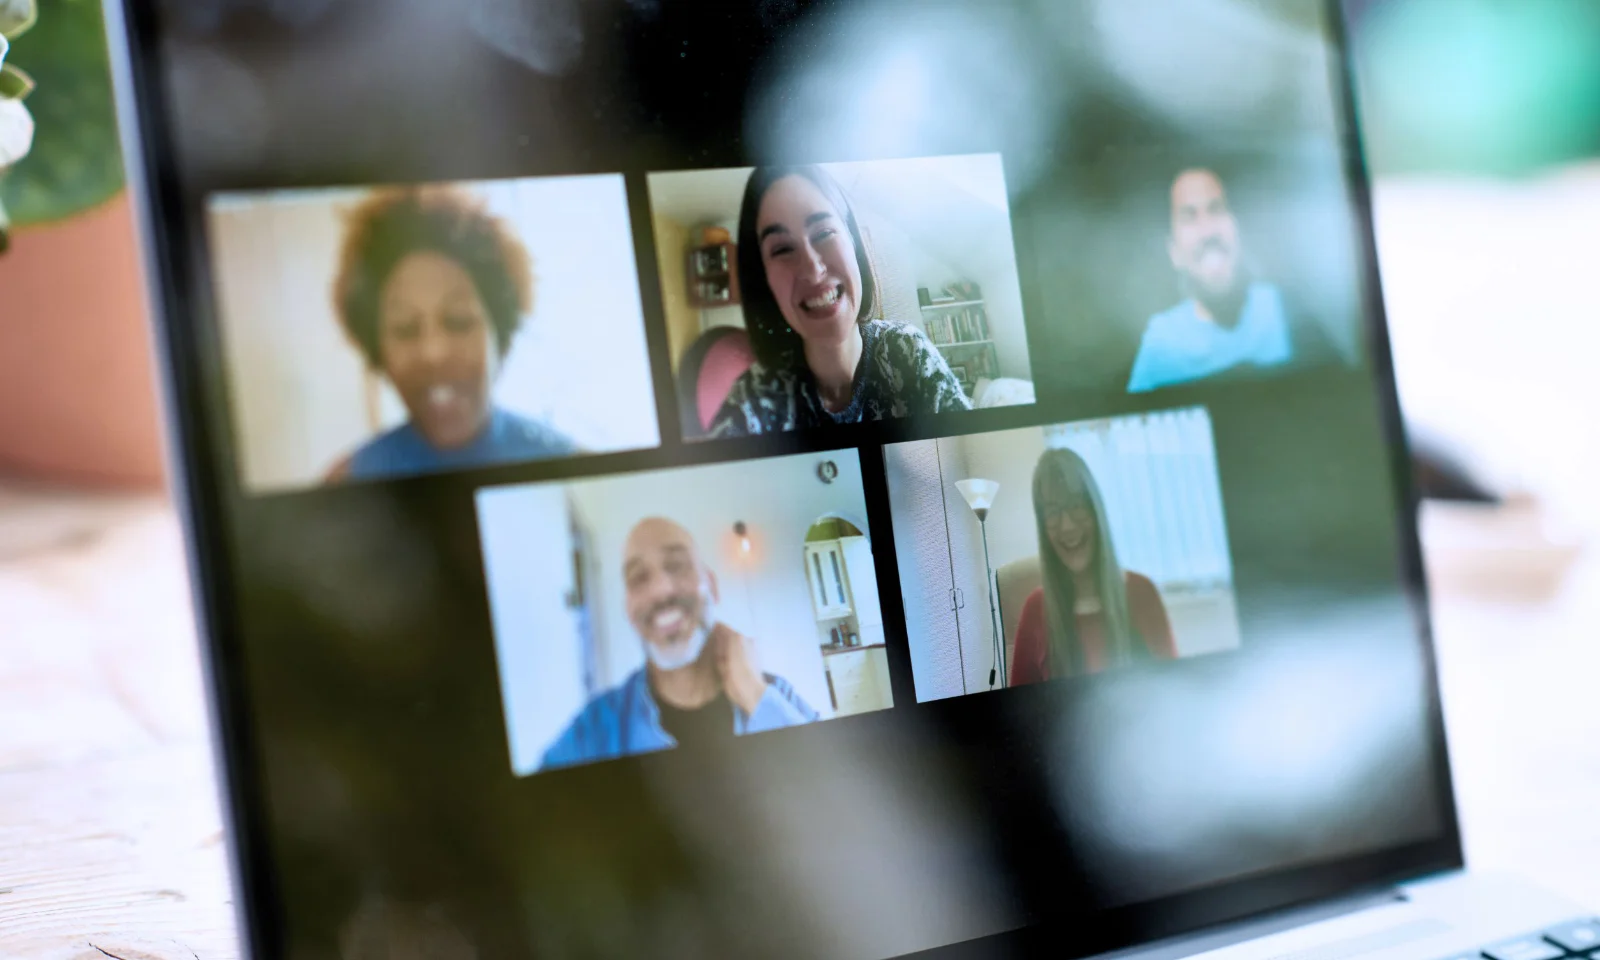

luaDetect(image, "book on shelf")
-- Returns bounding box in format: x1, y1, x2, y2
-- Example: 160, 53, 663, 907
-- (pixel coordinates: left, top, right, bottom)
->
922, 306, 991, 345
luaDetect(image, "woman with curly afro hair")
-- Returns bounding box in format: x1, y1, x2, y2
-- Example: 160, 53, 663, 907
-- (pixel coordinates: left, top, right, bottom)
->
327, 185, 575, 481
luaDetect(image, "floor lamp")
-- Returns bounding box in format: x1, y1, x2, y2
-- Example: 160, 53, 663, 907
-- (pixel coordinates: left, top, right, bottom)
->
955, 478, 1005, 689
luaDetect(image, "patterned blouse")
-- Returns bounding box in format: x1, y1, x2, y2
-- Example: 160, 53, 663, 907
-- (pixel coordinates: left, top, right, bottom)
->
708, 320, 972, 437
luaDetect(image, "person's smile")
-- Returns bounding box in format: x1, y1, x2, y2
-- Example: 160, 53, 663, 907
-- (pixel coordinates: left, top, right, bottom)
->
640, 593, 704, 648
795, 278, 850, 323
378, 250, 498, 451
421, 379, 476, 420
1055, 530, 1088, 551
650, 604, 688, 638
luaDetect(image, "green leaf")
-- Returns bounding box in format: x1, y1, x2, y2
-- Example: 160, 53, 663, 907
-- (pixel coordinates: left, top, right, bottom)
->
0, 0, 36, 40
0, 62, 33, 99
1, 0, 124, 226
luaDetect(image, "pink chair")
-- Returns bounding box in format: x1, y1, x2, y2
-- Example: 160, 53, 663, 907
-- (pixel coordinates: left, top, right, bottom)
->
677, 327, 756, 438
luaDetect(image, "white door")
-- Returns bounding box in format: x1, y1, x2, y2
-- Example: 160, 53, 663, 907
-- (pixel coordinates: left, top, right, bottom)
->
838, 535, 884, 646
475, 485, 586, 775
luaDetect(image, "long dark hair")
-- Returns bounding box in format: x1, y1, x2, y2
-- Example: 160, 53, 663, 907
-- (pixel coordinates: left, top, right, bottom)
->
1032, 448, 1137, 675
735, 165, 880, 371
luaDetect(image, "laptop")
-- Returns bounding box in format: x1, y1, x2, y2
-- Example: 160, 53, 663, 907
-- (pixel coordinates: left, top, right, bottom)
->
105, 0, 1592, 956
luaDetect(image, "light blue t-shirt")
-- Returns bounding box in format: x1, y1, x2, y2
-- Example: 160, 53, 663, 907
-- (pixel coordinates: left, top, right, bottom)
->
541, 667, 819, 772
345, 406, 576, 481
1127, 282, 1293, 394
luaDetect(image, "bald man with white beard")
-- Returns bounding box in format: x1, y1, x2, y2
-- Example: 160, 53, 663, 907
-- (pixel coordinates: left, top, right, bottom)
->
541, 517, 818, 771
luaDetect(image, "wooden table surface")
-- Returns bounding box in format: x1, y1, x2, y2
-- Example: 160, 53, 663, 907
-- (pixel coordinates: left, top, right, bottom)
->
0, 488, 1595, 958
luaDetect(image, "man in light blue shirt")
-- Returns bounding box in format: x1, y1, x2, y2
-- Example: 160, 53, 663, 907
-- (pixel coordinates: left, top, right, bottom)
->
541, 517, 818, 771
1128, 168, 1297, 394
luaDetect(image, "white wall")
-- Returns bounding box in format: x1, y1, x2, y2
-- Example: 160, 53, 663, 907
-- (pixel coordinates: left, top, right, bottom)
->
947, 426, 1051, 575
479, 177, 658, 450
834, 154, 1033, 383
208, 174, 660, 493
477, 483, 586, 775
479, 451, 883, 772
646, 154, 1033, 383
209, 193, 372, 493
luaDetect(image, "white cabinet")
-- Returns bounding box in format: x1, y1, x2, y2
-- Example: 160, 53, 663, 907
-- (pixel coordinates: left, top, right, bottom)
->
827, 646, 892, 716
804, 540, 853, 620
805, 535, 885, 627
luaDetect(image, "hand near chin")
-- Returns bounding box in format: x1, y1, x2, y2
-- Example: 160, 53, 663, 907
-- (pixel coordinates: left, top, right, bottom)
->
712, 623, 768, 715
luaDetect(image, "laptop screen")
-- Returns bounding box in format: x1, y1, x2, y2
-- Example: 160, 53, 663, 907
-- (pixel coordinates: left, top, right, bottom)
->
117, 0, 1458, 954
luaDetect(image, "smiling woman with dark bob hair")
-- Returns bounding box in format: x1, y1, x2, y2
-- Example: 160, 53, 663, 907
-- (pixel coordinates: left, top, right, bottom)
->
327, 185, 575, 482
707, 165, 970, 437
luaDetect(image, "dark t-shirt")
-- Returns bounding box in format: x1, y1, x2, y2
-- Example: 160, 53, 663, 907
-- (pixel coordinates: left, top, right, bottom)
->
656, 689, 735, 748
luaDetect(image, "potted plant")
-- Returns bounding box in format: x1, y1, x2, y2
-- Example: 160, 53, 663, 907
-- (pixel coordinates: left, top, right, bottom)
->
0, 0, 162, 487
0, 4, 38, 237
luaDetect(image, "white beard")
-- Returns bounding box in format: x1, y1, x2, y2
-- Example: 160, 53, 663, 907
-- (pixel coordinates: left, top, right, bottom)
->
644, 590, 717, 672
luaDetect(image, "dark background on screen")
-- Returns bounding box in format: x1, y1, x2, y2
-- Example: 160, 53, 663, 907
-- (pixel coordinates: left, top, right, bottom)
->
132, 0, 1454, 955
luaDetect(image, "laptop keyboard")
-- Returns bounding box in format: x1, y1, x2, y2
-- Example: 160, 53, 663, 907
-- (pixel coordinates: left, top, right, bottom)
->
1444, 921, 1600, 960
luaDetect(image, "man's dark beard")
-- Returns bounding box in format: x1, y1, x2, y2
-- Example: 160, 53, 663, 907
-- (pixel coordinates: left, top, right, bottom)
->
1186, 262, 1252, 331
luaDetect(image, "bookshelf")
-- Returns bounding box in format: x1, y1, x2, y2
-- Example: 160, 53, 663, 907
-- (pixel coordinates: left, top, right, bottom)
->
919, 293, 999, 396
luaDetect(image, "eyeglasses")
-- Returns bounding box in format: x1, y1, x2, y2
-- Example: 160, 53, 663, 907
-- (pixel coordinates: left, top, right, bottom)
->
1043, 503, 1093, 524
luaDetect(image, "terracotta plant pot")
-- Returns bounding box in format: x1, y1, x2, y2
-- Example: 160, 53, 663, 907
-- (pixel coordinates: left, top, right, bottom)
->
0, 192, 164, 488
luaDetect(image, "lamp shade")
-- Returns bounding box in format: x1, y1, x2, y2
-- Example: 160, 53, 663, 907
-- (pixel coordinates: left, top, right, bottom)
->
955, 478, 999, 520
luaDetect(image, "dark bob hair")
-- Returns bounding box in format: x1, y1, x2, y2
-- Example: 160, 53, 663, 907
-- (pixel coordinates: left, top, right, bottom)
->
735, 165, 880, 371
333, 185, 533, 369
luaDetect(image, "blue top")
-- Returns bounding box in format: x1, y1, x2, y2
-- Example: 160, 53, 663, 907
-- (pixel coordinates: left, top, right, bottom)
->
1127, 282, 1294, 394
541, 667, 820, 772
345, 406, 576, 481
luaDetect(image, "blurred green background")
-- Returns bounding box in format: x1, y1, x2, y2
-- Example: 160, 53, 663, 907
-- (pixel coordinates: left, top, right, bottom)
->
1347, 0, 1600, 176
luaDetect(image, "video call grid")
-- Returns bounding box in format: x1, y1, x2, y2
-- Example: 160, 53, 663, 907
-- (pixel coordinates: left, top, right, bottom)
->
192, 139, 1386, 785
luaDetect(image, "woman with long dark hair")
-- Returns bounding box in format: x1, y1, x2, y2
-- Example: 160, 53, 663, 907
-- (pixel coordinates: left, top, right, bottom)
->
707, 165, 970, 436
1009, 448, 1176, 684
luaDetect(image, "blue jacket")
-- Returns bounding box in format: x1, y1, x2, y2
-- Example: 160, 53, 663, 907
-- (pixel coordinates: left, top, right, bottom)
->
346, 406, 576, 481
541, 667, 819, 772
1127, 281, 1293, 393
